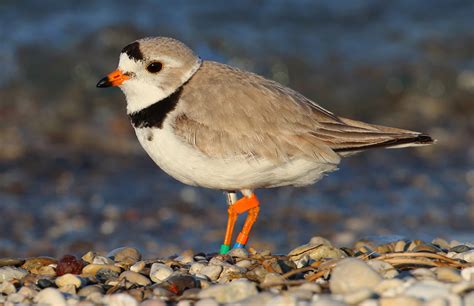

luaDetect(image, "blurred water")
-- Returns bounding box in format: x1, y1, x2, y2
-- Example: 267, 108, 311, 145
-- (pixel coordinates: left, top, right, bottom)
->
0, 0, 473, 257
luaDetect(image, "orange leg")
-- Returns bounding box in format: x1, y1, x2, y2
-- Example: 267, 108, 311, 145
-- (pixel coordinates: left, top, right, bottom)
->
220, 193, 260, 254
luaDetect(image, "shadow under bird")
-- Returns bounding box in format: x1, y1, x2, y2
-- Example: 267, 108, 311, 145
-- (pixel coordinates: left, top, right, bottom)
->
97, 37, 434, 254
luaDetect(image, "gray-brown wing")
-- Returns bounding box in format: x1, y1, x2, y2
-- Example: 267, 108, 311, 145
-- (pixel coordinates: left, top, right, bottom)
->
173, 61, 430, 163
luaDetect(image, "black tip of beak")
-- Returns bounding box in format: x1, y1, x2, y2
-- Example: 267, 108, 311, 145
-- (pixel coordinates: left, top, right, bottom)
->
96, 76, 111, 88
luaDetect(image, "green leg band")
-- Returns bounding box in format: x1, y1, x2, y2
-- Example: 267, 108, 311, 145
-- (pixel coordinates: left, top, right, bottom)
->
220, 244, 231, 254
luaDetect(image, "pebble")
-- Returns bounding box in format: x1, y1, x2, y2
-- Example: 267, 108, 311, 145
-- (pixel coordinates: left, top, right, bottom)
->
150, 263, 173, 283
450, 245, 471, 253
288, 243, 346, 262
92, 255, 115, 265
410, 268, 436, 280
107, 247, 141, 266
435, 267, 463, 283
374, 278, 405, 295
37, 278, 55, 289
81, 251, 96, 264
267, 294, 298, 306
55, 273, 83, 288
461, 266, 474, 281
77, 285, 104, 297
453, 250, 474, 263
102, 293, 139, 306
329, 258, 382, 294
119, 271, 151, 286
344, 288, 375, 304
198, 279, 258, 303
0, 258, 25, 267
0, 266, 28, 282
195, 298, 219, 306
367, 260, 398, 278
22, 257, 57, 274
380, 296, 421, 306
404, 280, 450, 301
56, 255, 83, 276
0, 281, 16, 294
235, 259, 253, 269
200, 265, 222, 281
82, 264, 122, 275
34, 288, 67, 306
226, 248, 249, 258
130, 260, 145, 273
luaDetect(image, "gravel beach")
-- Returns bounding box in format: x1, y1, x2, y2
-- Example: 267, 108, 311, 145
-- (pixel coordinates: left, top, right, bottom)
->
0, 236, 473, 305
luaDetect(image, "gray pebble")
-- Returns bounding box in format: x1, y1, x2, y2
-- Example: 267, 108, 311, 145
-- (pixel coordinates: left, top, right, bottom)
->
0, 266, 28, 282
120, 271, 151, 286
329, 258, 382, 294
150, 263, 173, 283
198, 279, 258, 303
200, 265, 223, 281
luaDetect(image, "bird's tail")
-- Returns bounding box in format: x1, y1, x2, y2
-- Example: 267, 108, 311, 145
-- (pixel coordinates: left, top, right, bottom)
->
316, 117, 435, 155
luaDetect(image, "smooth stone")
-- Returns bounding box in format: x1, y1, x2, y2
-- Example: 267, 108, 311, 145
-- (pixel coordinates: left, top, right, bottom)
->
309, 236, 333, 246
140, 300, 167, 306
410, 268, 436, 279
394, 240, 407, 252
175, 250, 194, 264
287, 287, 314, 300
130, 260, 145, 273
37, 265, 56, 276
374, 279, 405, 295
359, 299, 380, 306
465, 292, 474, 306
18, 286, 36, 299
0, 258, 25, 267
37, 278, 55, 289
432, 238, 450, 250
0, 266, 28, 282
293, 254, 310, 268
226, 248, 249, 258
311, 295, 347, 306
198, 279, 258, 303
92, 256, 114, 265
425, 297, 449, 306
22, 257, 57, 273
344, 288, 375, 304
81, 251, 96, 264
450, 245, 471, 253
235, 259, 253, 269
451, 281, 474, 294
96, 268, 120, 283
195, 298, 219, 306
150, 263, 173, 283
266, 295, 298, 306
329, 258, 382, 294
288, 243, 346, 262
102, 293, 138, 306
0, 281, 16, 294
454, 250, 474, 263
298, 282, 322, 293
200, 265, 223, 281
78, 285, 105, 297
7, 293, 25, 303
34, 288, 66, 306
55, 273, 83, 288
189, 262, 206, 275
261, 273, 286, 288
461, 266, 474, 281
412, 243, 442, 253
404, 280, 450, 301
82, 264, 121, 275
228, 292, 275, 305
120, 271, 151, 286
58, 284, 76, 294
107, 247, 141, 265
367, 260, 398, 279
435, 267, 462, 283
380, 296, 421, 306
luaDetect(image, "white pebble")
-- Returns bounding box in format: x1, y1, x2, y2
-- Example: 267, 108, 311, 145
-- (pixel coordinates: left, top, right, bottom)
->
103, 293, 138, 306
461, 266, 474, 281
34, 288, 67, 306
329, 258, 382, 294
200, 265, 223, 281
150, 263, 173, 283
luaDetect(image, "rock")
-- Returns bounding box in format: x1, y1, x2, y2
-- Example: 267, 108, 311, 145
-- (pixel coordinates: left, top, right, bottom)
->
380, 296, 421, 306
374, 278, 405, 295
96, 268, 120, 283
7, 293, 26, 303
298, 282, 322, 293
189, 262, 206, 275
130, 260, 145, 273
195, 298, 219, 306
344, 288, 375, 304
453, 250, 474, 263
107, 247, 141, 266
450, 245, 471, 253
58, 284, 76, 294
465, 292, 474, 306
77, 285, 104, 297
159, 274, 197, 294
235, 259, 253, 269
267, 295, 298, 306
55, 273, 83, 288
404, 280, 450, 301
56, 255, 83, 276
410, 268, 436, 280
37, 278, 55, 289
82, 264, 121, 275
451, 281, 474, 294
0, 281, 16, 294
150, 263, 173, 283
119, 271, 151, 286
92, 255, 114, 265
309, 236, 333, 246
311, 295, 347, 306
394, 240, 407, 252
230, 292, 275, 305
37, 265, 56, 276
0, 258, 25, 267
367, 260, 398, 278
200, 265, 223, 281
434, 267, 462, 283
329, 258, 382, 294
18, 285, 36, 299
0, 266, 28, 282
81, 251, 96, 264
175, 250, 194, 264
261, 273, 286, 288
22, 257, 57, 274
102, 293, 138, 306
288, 243, 346, 262
140, 300, 167, 306
226, 248, 249, 258
412, 243, 442, 253
198, 279, 258, 303
432, 238, 450, 250
34, 288, 66, 306
461, 266, 474, 281
425, 297, 449, 306
287, 287, 314, 300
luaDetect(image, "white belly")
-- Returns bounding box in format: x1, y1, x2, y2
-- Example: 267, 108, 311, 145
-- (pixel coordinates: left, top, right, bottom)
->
134, 124, 339, 190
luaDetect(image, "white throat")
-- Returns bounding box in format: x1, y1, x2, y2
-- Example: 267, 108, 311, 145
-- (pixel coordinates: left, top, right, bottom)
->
120, 57, 202, 114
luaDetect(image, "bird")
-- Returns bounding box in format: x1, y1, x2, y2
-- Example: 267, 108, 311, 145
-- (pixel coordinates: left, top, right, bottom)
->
97, 37, 434, 254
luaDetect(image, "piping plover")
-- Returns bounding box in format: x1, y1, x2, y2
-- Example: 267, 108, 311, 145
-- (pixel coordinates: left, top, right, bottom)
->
97, 37, 434, 254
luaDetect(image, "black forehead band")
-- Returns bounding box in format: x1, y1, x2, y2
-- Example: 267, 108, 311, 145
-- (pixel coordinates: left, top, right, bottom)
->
121, 42, 144, 61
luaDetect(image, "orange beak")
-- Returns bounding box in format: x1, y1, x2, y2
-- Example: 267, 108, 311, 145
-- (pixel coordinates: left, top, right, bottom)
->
96, 69, 129, 88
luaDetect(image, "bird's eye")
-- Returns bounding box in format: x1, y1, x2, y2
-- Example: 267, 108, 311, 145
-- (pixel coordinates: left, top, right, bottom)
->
146, 62, 163, 73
